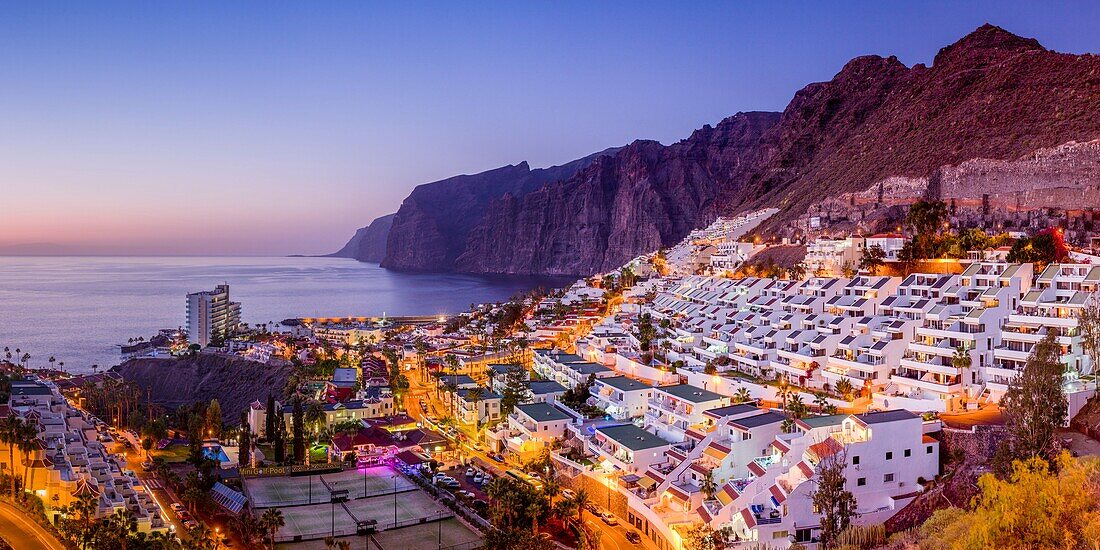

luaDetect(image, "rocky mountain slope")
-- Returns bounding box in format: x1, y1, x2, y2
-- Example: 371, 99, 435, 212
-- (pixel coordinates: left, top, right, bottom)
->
345, 24, 1100, 276
379, 148, 620, 271
114, 354, 293, 424
455, 112, 780, 274
328, 213, 395, 262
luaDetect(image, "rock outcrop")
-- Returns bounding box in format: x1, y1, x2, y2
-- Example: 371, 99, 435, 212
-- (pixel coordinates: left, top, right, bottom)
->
113, 354, 293, 424
328, 213, 395, 262
380, 148, 620, 271
351, 24, 1100, 276
454, 112, 780, 275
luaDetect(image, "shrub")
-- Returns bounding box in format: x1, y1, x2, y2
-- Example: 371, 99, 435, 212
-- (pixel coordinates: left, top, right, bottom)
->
834, 523, 886, 549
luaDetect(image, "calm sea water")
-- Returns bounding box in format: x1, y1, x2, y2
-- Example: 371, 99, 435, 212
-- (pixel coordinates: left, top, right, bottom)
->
0, 256, 567, 373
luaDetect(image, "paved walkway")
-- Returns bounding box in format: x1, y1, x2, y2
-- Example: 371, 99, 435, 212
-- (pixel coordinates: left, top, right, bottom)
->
0, 500, 65, 550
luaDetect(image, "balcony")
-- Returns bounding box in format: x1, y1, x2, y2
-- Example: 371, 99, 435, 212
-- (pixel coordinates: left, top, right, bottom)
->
890, 370, 962, 394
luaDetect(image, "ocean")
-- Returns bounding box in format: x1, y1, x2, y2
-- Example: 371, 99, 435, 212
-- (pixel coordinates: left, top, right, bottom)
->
0, 256, 568, 373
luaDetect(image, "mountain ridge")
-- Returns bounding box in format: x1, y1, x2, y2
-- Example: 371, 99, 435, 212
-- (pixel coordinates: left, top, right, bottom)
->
336, 24, 1100, 276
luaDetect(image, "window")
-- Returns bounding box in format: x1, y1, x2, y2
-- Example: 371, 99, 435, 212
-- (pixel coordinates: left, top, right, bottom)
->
857, 477, 866, 486
886, 451, 893, 460
852, 455, 860, 465
926, 445, 934, 454
884, 473, 895, 483
904, 449, 911, 457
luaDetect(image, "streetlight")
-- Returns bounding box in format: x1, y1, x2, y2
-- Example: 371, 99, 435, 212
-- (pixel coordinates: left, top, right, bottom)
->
392, 474, 399, 528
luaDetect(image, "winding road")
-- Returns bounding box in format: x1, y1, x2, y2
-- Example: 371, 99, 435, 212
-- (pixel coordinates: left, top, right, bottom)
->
0, 500, 65, 550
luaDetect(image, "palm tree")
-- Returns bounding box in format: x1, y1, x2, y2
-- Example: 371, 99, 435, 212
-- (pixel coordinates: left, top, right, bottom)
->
230, 512, 262, 548
541, 476, 560, 506
835, 378, 855, 401
0, 416, 23, 499
952, 346, 973, 409
305, 401, 326, 436
261, 508, 285, 550
467, 386, 484, 432
700, 469, 718, 501
15, 420, 36, 500
733, 387, 752, 404
570, 489, 589, 526
813, 392, 829, 411
443, 381, 459, 421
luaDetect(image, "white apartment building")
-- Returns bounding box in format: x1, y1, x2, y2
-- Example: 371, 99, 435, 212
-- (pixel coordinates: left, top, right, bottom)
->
8, 380, 169, 532
498, 402, 571, 458
822, 274, 946, 393
457, 388, 502, 427
865, 233, 906, 261
590, 376, 655, 420
590, 423, 675, 474
705, 410, 939, 548
186, 284, 242, 348
645, 384, 731, 443
883, 263, 1031, 412
991, 263, 1100, 400
805, 237, 864, 277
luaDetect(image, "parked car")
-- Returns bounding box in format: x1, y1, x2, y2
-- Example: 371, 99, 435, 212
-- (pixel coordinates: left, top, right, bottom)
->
600, 511, 618, 526
141, 461, 153, 471
490, 453, 505, 463
561, 489, 576, 500
473, 473, 484, 484
625, 531, 642, 544
183, 519, 199, 531
456, 490, 475, 499
465, 467, 475, 477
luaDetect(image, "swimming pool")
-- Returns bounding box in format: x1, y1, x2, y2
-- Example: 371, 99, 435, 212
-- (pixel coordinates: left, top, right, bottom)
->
203, 445, 230, 462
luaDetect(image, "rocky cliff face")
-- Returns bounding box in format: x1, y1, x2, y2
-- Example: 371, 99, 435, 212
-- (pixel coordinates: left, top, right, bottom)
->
329, 213, 395, 262
114, 354, 293, 424
356, 24, 1100, 276
454, 112, 780, 274
380, 148, 620, 271
741, 23, 1100, 235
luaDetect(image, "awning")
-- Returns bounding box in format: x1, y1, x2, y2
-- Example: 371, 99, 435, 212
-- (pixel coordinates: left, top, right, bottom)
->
636, 476, 656, 489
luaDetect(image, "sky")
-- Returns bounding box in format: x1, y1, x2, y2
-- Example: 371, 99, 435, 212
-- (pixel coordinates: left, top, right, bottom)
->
2, 2, 1100, 256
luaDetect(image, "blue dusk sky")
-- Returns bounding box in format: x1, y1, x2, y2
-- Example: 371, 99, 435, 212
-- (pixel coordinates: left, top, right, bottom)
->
2, 2, 1099, 255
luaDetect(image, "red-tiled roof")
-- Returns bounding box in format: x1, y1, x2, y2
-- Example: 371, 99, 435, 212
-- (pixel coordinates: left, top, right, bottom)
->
740, 508, 757, 528
807, 437, 844, 462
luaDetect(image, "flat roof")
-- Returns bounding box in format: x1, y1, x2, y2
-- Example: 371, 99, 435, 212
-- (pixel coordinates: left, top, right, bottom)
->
728, 411, 787, 430
797, 414, 848, 429
853, 409, 918, 425
528, 381, 567, 395
596, 424, 672, 452
599, 376, 653, 392
516, 403, 571, 422
655, 384, 725, 403
569, 362, 612, 375
703, 403, 759, 419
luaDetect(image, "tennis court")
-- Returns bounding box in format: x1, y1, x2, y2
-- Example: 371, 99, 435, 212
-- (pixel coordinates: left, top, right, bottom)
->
274, 519, 482, 549
246, 465, 415, 508
374, 518, 482, 550
342, 488, 451, 529
245, 474, 329, 508
320, 465, 418, 499
277, 502, 359, 541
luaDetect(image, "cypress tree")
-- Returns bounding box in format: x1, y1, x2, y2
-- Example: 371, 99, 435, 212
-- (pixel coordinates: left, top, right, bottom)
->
292, 397, 305, 463
239, 411, 251, 467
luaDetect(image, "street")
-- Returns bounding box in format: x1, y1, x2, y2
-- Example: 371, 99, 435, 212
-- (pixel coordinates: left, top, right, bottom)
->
0, 500, 65, 550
